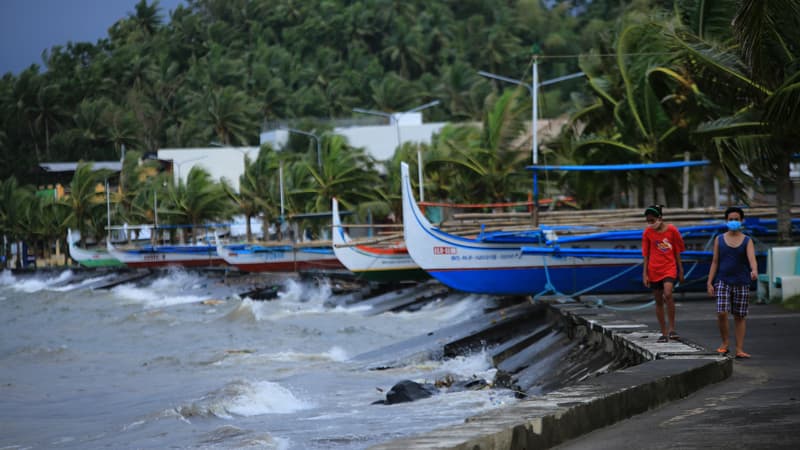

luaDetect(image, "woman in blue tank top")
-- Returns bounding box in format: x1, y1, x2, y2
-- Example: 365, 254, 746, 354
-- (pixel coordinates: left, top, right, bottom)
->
707, 207, 758, 359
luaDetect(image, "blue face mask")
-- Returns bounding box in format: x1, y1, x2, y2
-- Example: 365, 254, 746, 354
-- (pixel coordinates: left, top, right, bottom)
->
726, 220, 742, 231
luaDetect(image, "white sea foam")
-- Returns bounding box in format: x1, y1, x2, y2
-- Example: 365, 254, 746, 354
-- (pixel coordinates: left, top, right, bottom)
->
262, 346, 349, 363
0, 269, 15, 285
1, 270, 74, 293
149, 267, 206, 291
436, 348, 496, 382
112, 281, 206, 308
393, 294, 488, 323
51, 274, 111, 292
177, 380, 315, 420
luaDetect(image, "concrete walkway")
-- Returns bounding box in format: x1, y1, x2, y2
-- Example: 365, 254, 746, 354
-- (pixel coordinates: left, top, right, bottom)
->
555, 294, 800, 450
371, 293, 800, 449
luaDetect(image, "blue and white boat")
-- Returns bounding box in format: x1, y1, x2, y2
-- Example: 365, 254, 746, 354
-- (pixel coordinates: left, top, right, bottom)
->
399, 162, 725, 296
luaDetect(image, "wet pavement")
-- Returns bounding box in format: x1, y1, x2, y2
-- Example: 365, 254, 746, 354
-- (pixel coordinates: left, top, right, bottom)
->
554, 293, 800, 450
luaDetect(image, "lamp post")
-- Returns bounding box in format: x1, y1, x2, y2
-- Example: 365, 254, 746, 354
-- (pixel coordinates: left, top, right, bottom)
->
353, 100, 440, 202
478, 61, 583, 213
283, 127, 322, 169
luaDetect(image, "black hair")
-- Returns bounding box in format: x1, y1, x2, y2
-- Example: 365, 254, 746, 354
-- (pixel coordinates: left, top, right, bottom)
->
644, 204, 663, 218
724, 206, 745, 220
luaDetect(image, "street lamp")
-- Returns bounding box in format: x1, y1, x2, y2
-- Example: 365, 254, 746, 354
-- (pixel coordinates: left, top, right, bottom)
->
353, 100, 440, 202
479, 61, 583, 213
283, 127, 322, 169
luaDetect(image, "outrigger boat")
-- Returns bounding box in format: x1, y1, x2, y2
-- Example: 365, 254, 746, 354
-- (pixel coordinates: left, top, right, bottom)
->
399, 161, 735, 296
67, 229, 124, 268
106, 240, 225, 269
331, 198, 427, 282
215, 237, 343, 273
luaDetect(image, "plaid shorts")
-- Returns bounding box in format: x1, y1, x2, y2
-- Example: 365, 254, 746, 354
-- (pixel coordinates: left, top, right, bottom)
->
715, 280, 750, 316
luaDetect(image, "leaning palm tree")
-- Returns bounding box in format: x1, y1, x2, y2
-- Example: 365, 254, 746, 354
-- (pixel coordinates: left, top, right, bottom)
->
62, 163, 111, 248
292, 134, 386, 215
426, 89, 531, 204
161, 166, 234, 243
232, 146, 284, 242
670, 0, 800, 242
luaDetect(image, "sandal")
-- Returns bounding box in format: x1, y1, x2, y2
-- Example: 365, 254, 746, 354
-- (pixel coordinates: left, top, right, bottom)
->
657, 335, 669, 343
668, 331, 679, 340
716, 346, 729, 355
735, 352, 751, 359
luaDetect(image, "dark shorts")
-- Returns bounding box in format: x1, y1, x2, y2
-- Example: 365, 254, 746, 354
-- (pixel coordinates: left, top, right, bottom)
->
650, 277, 676, 290
715, 280, 749, 316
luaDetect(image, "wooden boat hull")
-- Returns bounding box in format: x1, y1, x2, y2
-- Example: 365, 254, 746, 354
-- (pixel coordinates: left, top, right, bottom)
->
217, 243, 343, 273
331, 198, 428, 282
67, 230, 124, 268
107, 241, 225, 269
399, 162, 716, 296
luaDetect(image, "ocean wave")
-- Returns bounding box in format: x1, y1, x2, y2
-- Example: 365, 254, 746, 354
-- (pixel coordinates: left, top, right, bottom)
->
175, 379, 315, 420
50, 274, 112, 292
257, 346, 349, 363
198, 425, 289, 449
0, 269, 75, 293
393, 294, 489, 323
112, 282, 206, 308
234, 280, 360, 320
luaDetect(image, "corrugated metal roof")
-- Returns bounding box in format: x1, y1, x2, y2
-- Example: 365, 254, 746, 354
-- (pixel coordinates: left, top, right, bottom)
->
39, 161, 122, 172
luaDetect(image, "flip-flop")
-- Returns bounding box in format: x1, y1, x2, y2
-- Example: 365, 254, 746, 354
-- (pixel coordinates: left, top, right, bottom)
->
716, 346, 729, 354
668, 331, 680, 340
735, 352, 751, 359
657, 335, 669, 343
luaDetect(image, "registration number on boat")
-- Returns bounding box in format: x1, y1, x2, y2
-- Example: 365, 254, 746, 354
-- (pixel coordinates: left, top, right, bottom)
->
434, 246, 457, 255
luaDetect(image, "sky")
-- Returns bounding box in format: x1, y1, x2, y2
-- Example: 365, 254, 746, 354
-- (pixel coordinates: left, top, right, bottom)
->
0, 0, 185, 75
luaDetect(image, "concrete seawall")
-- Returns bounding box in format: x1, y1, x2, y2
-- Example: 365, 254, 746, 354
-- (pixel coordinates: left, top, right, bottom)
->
370, 301, 733, 450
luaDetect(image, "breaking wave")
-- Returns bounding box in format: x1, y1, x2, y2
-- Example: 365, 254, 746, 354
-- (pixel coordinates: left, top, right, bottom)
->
175, 379, 315, 420
0, 270, 74, 293
112, 268, 207, 308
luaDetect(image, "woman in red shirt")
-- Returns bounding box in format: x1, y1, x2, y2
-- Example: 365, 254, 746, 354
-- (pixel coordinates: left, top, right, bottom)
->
642, 205, 685, 343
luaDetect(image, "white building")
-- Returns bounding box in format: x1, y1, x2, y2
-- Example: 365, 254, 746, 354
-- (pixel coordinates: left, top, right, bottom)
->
158, 147, 260, 192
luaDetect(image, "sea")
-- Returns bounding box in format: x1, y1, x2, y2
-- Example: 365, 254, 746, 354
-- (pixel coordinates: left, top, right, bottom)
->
0, 268, 520, 449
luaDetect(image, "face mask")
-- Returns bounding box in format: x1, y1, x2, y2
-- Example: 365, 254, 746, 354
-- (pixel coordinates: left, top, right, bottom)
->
726, 220, 742, 231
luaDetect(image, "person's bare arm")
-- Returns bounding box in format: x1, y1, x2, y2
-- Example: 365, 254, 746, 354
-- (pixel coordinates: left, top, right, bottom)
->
747, 239, 758, 281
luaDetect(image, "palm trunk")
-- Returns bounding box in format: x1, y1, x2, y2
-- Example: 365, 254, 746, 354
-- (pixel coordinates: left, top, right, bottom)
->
246, 215, 253, 242
775, 149, 793, 244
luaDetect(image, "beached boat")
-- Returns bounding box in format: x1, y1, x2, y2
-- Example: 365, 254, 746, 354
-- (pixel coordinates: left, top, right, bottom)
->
67, 229, 124, 268
331, 198, 427, 282
215, 237, 343, 273
106, 239, 225, 269
399, 162, 719, 296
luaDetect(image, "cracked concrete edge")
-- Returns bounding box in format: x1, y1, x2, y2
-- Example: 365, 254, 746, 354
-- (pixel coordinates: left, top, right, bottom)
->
369, 303, 733, 450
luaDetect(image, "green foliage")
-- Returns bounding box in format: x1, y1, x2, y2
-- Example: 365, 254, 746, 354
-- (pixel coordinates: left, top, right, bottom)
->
0, 0, 605, 179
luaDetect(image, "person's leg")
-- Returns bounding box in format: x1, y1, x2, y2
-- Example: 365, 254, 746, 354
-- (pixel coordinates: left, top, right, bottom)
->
716, 280, 731, 351
734, 315, 747, 354
662, 280, 676, 335
733, 284, 750, 357
654, 287, 667, 337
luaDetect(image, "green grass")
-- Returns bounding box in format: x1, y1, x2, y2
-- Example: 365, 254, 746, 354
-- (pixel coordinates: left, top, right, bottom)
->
782, 294, 800, 310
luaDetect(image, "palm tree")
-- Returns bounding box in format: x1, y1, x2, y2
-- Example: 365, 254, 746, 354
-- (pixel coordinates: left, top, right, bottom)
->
0, 177, 32, 268
426, 90, 531, 204
291, 134, 385, 216
671, 0, 800, 242
162, 166, 234, 243
560, 19, 704, 208
192, 86, 259, 146
62, 163, 111, 248
232, 145, 285, 242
